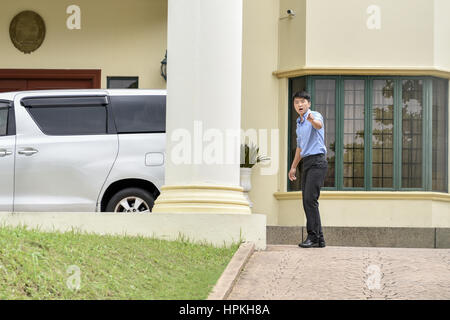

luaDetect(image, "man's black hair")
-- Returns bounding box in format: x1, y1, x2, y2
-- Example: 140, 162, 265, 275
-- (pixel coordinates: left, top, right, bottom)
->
292, 91, 311, 102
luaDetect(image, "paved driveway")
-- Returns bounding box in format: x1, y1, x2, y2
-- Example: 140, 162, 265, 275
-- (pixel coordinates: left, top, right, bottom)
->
227, 245, 450, 300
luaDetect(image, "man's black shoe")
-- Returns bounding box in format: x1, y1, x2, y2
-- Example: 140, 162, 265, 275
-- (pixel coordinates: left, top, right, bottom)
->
319, 240, 326, 248
298, 238, 320, 248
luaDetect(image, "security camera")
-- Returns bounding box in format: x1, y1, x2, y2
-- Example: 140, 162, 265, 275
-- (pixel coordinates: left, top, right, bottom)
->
280, 9, 296, 20
287, 9, 296, 16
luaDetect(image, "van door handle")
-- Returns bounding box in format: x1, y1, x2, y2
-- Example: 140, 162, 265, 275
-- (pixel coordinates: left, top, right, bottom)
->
0, 149, 12, 157
18, 148, 39, 156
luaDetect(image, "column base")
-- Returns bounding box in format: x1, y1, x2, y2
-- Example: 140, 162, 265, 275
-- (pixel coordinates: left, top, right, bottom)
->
152, 184, 252, 214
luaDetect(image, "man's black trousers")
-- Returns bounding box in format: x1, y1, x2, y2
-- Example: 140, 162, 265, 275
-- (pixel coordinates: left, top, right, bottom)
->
300, 153, 328, 242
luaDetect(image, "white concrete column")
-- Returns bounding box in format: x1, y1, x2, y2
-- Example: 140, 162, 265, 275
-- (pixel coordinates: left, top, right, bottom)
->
152, 0, 251, 214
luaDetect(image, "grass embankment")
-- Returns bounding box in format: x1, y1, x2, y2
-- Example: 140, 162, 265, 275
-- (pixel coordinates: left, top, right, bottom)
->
0, 226, 239, 299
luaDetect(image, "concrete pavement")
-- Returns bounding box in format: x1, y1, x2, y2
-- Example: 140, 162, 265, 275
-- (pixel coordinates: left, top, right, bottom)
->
227, 245, 450, 300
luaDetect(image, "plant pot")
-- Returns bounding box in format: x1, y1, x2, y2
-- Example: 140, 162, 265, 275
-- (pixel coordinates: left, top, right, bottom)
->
240, 167, 253, 208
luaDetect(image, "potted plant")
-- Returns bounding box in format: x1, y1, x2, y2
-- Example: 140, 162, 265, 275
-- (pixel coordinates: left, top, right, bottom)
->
240, 143, 270, 208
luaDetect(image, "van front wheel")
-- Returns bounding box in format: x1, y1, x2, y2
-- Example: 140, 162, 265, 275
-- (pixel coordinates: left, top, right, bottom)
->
106, 188, 155, 213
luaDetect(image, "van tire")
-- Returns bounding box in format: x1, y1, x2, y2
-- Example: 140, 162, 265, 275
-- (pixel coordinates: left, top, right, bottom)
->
105, 188, 155, 213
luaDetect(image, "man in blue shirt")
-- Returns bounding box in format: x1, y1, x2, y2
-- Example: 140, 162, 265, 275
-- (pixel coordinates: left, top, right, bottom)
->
288, 91, 328, 248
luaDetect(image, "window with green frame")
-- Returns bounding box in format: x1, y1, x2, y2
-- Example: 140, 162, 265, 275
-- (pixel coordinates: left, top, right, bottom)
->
288, 76, 449, 193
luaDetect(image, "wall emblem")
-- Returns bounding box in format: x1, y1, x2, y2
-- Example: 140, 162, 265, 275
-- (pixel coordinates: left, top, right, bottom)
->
10, 11, 46, 54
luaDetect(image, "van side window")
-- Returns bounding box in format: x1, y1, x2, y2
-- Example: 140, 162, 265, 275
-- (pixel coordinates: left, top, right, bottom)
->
27, 106, 107, 135
0, 101, 15, 136
0, 108, 7, 136
110, 95, 166, 133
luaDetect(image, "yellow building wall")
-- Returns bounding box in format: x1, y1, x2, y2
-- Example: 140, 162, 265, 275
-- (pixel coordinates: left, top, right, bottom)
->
0, 0, 167, 89
305, 0, 434, 68
278, 0, 306, 70
277, 78, 290, 199
277, 0, 450, 72
277, 193, 450, 228
241, 0, 280, 225
434, 0, 450, 71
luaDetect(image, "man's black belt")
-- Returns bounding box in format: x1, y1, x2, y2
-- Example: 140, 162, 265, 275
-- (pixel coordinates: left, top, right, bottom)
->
302, 153, 325, 161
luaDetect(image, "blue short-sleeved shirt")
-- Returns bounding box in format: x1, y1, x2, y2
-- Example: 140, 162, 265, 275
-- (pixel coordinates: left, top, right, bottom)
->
296, 109, 327, 158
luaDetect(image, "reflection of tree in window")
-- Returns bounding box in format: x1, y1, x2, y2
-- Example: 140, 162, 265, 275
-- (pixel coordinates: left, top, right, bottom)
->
289, 76, 447, 192
372, 80, 394, 188
432, 78, 448, 192
343, 80, 365, 188
402, 80, 423, 188
314, 79, 336, 188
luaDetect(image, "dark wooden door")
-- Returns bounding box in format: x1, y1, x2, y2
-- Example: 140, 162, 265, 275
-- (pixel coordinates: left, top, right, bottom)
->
0, 69, 101, 93
27, 79, 94, 90
0, 79, 27, 92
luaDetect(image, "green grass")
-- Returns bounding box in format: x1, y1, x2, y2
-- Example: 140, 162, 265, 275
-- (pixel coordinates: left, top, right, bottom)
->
0, 226, 240, 300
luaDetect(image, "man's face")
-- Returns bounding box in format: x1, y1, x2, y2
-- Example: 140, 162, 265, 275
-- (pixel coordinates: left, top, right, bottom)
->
294, 98, 311, 116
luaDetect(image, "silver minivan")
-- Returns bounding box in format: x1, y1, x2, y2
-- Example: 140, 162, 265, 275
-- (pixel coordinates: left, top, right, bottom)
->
0, 89, 166, 213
